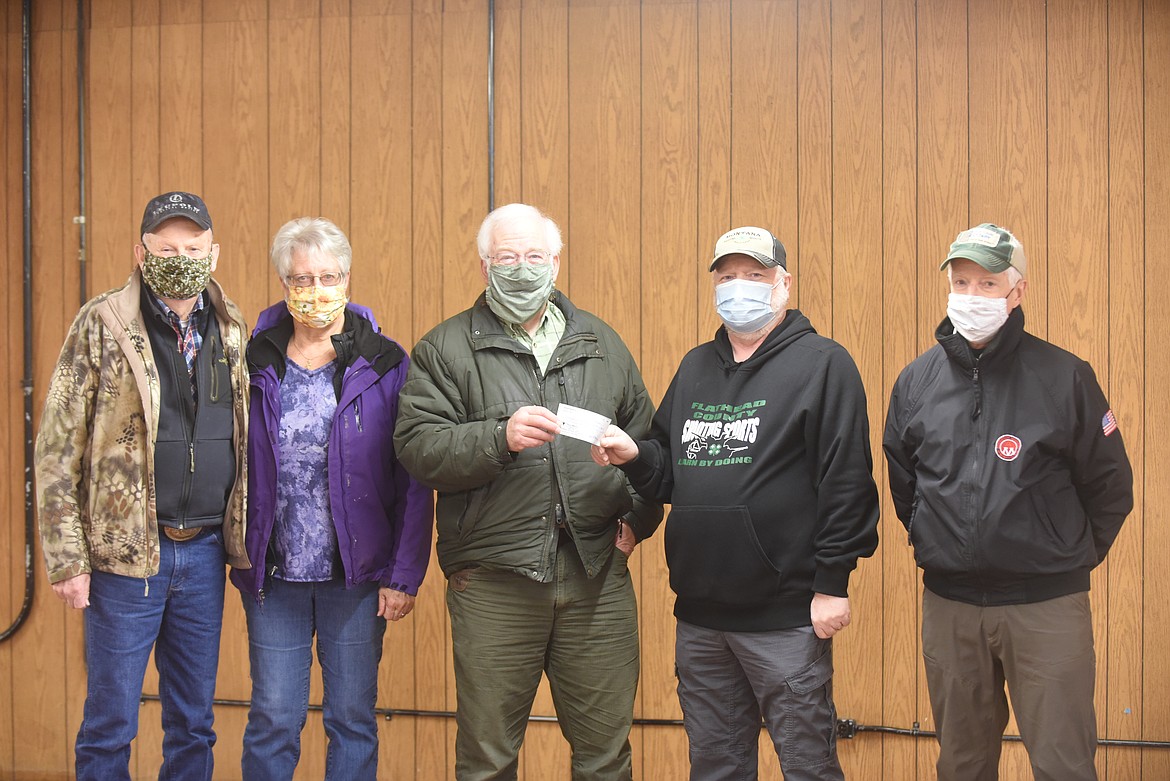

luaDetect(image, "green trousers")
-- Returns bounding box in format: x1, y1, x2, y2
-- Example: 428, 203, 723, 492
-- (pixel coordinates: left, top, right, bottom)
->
446, 544, 638, 781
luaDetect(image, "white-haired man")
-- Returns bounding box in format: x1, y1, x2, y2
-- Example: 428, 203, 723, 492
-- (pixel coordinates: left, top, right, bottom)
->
883, 224, 1134, 780
394, 203, 662, 780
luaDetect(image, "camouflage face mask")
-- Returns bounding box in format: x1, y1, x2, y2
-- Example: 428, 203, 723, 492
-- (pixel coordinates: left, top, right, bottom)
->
141, 249, 213, 300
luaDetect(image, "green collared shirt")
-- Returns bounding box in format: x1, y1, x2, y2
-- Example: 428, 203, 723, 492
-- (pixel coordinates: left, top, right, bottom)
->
505, 302, 565, 375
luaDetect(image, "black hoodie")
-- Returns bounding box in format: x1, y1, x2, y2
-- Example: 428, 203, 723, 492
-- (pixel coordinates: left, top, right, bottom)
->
622, 310, 880, 632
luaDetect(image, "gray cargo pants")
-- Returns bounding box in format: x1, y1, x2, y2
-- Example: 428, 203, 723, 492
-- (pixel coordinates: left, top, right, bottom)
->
675, 620, 843, 781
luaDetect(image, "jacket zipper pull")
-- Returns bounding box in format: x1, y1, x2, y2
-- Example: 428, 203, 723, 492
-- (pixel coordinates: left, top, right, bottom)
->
971, 364, 982, 420
189, 443, 195, 473
258, 564, 278, 605
144, 578, 150, 597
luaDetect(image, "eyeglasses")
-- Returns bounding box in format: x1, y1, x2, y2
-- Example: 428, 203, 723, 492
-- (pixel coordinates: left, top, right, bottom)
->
286, 272, 345, 288
489, 251, 551, 266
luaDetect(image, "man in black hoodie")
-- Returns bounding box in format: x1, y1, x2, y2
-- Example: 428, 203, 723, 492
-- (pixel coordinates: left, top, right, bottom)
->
592, 226, 880, 781
883, 224, 1133, 781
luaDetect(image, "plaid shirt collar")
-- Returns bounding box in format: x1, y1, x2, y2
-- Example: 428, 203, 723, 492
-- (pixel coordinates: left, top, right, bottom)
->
152, 291, 207, 380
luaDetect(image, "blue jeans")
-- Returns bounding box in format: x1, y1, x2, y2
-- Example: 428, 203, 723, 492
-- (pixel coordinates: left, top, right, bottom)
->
240, 577, 386, 781
76, 528, 227, 781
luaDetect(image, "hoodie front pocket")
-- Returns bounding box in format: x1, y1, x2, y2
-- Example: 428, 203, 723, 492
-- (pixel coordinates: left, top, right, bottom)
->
665, 505, 781, 604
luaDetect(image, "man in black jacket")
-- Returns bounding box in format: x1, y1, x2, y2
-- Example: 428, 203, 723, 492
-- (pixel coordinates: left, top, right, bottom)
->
883, 224, 1134, 781
592, 226, 880, 781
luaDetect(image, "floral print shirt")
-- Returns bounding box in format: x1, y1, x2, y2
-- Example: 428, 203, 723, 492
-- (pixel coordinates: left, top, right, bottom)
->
273, 359, 339, 581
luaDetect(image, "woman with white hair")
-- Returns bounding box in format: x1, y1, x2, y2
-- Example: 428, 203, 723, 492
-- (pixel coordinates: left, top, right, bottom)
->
230, 217, 433, 780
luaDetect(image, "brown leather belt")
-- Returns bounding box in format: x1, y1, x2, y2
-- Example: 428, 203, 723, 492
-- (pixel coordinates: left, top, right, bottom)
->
162, 526, 203, 542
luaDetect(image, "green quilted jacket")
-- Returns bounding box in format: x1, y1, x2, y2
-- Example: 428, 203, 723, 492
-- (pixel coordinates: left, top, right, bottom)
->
394, 291, 662, 582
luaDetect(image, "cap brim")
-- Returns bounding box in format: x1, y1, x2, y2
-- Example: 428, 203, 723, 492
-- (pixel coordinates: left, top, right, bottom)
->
940, 253, 1012, 274
708, 250, 778, 271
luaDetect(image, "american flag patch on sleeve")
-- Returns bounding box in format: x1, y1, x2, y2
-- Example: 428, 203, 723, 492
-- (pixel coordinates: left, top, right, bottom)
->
1102, 410, 1118, 436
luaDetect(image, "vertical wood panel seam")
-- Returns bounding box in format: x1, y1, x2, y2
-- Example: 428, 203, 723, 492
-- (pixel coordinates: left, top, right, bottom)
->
964, 0, 970, 227
1043, 0, 1049, 340
1139, 0, 1149, 752
911, 0, 922, 747
876, 0, 885, 755
318, 0, 323, 220
1104, 0, 1113, 749
198, 0, 205, 196
796, 0, 801, 315
564, 0, 570, 283
690, 0, 695, 330
638, 0, 644, 367
518, 0, 522, 199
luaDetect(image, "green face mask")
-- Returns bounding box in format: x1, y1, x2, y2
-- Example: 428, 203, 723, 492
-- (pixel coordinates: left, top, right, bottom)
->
141, 249, 213, 300
485, 261, 555, 325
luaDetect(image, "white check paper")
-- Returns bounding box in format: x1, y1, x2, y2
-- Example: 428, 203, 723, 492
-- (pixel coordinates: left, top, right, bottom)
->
556, 403, 611, 446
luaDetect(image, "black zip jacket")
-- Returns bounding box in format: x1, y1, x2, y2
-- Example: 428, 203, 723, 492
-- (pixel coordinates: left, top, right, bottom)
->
621, 310, 880, 632
883, 308, 1133, 606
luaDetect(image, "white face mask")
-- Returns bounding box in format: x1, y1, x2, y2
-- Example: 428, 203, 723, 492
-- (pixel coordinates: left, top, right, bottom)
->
714, 278, 786, 334
947, 293, 1010, 345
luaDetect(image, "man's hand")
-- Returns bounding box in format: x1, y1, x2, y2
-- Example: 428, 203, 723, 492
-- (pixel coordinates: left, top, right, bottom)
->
506, 406, 561, 452
810, 592, 850, 639
378, 588, 416, 622
51, 573, 91, 610
591, 425, 639, 466
614, 520, 637, 556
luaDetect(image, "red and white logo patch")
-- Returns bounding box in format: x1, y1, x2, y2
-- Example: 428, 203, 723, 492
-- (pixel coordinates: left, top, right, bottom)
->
995, 434, 1022, 462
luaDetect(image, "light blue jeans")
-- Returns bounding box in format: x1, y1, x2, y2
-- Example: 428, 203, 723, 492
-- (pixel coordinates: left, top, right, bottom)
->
76, 528, 227, 781
240, 578, 385, 781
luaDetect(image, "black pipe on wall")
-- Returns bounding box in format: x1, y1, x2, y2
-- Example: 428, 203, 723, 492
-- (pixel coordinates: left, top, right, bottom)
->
1, 0, 37, 645
76, 0, 87, 305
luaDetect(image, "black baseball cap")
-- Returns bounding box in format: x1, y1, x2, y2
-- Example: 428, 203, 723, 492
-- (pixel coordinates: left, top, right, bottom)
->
140, 191, 213, 236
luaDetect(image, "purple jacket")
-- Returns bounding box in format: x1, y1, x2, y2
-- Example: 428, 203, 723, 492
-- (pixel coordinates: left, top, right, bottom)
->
230, 302, 434, 601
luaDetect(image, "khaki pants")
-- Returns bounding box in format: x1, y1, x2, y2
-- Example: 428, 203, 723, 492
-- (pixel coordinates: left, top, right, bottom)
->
922, 589, 1098, 781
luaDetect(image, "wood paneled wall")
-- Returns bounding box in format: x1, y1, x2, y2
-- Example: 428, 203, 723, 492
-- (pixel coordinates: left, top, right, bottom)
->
0, 0, 1166, 778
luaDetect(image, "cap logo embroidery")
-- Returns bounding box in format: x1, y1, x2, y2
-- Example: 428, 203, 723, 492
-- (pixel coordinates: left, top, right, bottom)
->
958, 227, 1001, 248
995, 434, 1022, 461
724, 230, 761, 244
168, 193, 183, 203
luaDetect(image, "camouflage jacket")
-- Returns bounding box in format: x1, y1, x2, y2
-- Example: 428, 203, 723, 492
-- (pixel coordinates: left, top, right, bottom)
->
35, 270, 250, 583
